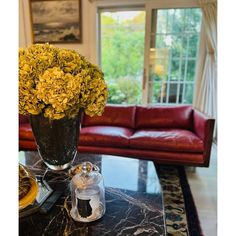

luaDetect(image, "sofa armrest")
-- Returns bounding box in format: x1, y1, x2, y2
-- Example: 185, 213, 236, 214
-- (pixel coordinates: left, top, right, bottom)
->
193, 109, 215, 166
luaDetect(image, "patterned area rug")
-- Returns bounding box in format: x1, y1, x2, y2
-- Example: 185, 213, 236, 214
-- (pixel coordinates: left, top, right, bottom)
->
156, 165, 204, 236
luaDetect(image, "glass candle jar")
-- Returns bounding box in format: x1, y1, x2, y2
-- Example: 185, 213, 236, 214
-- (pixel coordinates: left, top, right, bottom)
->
70, 162, 105, 222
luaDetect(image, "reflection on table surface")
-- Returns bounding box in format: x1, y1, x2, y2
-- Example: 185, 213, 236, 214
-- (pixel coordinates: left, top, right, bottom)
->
19, 151, 166, 236
19, 151, 161, 194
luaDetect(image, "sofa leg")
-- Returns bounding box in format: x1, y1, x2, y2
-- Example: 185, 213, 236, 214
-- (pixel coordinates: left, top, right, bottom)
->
185, 166, 196, 173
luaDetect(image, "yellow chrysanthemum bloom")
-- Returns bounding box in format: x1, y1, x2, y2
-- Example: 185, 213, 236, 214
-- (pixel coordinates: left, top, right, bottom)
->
19, 43, 108, 120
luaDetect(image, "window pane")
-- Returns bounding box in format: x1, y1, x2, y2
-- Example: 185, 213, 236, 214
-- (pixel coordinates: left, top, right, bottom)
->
185, 8, 202, 32
181, 35, 188, 58
148, 8, 202, 105
186, 60, 196, 81
181, 62, 186, 81
171, 35, 183, 58
170, 59, 180, 80
178, 83, 184, 103
156, 10, 168, 33
183, 83, 194, 104
188, 34, 199, 57
171, 9, 186, 33
168, 83, 178, 103
149, 48, 169, 83
100, 10, 145, 104
149, 81, 166, 103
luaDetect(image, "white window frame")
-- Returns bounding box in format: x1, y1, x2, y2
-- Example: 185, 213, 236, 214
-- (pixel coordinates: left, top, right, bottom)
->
89, 0, 204, 105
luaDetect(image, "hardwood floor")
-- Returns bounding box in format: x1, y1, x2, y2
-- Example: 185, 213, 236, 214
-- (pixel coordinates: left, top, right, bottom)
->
186, 143, 217, 236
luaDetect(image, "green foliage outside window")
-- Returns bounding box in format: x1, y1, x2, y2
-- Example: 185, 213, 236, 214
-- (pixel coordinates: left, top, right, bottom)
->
101, 12, 145, 104
100, 9, 201, 105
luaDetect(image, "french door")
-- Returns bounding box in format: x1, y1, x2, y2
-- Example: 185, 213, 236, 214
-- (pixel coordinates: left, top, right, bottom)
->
97, 0, 203, 105
143, 1, 202, 105
98, 8, 146, 105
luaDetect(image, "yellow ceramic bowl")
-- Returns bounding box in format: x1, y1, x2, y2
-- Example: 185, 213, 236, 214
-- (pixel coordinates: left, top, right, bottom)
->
19, 164, 39, 210
19, 178, 38, 210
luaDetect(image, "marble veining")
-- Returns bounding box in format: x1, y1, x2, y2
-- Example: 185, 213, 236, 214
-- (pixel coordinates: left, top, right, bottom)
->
19, 151, 166, 236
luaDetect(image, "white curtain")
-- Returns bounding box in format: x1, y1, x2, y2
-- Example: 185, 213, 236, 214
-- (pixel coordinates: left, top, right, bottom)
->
194, 0, 217, 140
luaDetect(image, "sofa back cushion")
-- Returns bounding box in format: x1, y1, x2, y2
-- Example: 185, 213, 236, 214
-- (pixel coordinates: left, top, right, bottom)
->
19, 114, 29, 124
82, 105, 136, 128
135, 105, 193, 129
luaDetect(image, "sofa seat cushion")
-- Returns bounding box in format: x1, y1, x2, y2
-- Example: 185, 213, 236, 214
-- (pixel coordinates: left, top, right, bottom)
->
79, 126, 133, 147
129, 129, 204, 153
19, 124, 34, 141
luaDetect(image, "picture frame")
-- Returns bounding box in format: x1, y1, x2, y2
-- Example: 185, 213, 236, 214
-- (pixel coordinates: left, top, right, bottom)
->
30, 0, 82, 44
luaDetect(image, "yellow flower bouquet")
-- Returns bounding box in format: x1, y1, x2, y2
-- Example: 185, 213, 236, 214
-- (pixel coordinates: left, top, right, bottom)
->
19, 43, 108, 120
19, 43, 108, 170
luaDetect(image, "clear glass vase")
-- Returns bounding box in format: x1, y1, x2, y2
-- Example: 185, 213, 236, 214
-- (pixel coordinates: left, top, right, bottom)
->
29, 112, 82, 171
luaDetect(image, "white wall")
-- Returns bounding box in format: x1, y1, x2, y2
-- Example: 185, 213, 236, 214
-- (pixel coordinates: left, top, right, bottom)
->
19, 0, 93, 60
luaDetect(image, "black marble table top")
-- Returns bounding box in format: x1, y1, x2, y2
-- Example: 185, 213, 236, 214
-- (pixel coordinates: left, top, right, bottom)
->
19, 151, 166, 236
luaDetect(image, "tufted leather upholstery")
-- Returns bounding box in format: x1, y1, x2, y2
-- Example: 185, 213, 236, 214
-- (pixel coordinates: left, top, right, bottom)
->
19, 105, 215, 167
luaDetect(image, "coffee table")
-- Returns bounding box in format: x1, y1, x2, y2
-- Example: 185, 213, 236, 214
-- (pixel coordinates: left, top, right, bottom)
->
19, 151, 166, 236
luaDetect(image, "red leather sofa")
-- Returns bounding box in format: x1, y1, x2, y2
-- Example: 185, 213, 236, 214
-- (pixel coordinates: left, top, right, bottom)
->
19, 105, 215, 167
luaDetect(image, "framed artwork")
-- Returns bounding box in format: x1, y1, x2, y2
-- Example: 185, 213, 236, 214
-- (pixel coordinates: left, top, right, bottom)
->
30, 0, 82, 43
